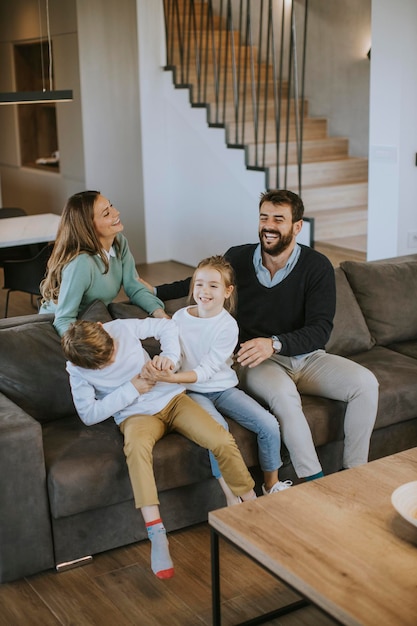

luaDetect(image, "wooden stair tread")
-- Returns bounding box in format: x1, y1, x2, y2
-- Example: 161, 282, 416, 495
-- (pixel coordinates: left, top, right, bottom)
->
307, 205, 368, 219
246, 137, 350, 165
269, 158, 368, 188
316, 235, 368, 254
226, 118, 329, 143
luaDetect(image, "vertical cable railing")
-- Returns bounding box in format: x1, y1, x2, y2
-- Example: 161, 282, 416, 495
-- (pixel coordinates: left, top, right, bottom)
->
163, 0, 308, 195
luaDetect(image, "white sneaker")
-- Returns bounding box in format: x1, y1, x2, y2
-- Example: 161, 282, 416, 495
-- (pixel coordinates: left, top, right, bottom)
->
262, 480, 293, 495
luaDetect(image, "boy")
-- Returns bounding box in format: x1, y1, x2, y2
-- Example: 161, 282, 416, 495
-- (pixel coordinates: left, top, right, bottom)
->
62, 318, 256, 579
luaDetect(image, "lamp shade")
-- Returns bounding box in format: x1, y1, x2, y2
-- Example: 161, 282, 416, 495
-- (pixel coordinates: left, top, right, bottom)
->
0, 90, 73, 105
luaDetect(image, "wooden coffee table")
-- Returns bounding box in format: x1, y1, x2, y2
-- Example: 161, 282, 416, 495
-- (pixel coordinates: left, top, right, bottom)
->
209, 447, 417, 626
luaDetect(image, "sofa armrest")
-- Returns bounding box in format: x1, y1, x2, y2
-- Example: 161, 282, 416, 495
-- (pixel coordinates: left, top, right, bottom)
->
0, 393, 54, 582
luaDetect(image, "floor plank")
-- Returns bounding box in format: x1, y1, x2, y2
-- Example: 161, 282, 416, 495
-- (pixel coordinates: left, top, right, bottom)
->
0, 524, 339, 626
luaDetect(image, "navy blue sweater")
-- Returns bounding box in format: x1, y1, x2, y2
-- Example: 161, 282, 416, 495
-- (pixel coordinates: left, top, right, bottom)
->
156, 243, 335, 356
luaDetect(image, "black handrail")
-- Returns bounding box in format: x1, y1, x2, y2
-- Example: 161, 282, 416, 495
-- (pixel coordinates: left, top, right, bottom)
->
163, 0, 308, 195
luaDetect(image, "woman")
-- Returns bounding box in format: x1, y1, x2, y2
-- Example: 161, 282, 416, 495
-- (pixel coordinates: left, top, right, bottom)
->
40, 190, 166, 335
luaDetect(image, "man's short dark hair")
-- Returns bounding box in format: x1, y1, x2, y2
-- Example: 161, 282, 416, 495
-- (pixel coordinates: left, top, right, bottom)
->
259, 189, 304, 223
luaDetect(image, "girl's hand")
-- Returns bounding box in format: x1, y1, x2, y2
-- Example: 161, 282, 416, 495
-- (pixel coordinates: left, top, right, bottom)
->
140, 359, 176, 383
151, 355, 175, 371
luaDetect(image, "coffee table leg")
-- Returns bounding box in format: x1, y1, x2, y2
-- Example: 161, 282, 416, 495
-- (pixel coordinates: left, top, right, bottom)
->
211, 528, 222, 626
211, 526, 311, 626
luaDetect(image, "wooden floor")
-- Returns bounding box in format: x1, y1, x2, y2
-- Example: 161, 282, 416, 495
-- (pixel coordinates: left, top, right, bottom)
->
0, 523, 338, 626
0, 248, 364, 625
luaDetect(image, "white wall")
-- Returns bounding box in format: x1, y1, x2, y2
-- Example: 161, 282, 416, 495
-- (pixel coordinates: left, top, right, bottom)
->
137, 1, 318, 267
367, 0, 417, 260
76, 0, 147, 262
305, 0, 371, 158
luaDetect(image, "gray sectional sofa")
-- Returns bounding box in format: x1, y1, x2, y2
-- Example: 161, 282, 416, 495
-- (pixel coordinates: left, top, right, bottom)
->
0, 254, 417, 583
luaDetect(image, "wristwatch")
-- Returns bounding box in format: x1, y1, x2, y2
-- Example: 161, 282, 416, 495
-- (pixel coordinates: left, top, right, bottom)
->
272, 335, 282, 353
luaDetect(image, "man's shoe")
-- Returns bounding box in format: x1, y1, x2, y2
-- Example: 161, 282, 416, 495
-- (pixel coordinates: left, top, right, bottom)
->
262, 480, 293, 495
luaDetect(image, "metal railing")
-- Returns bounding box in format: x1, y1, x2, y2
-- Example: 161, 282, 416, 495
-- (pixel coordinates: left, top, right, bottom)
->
163, 0, 309, 193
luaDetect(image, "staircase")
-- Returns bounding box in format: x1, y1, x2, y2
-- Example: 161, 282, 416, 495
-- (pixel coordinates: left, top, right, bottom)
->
163, 0, 367, 254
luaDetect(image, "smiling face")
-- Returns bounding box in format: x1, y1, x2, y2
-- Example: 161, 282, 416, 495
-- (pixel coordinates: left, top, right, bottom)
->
258, 201, 302, 257
192, 267, 233, 318
93, 194, 124, 250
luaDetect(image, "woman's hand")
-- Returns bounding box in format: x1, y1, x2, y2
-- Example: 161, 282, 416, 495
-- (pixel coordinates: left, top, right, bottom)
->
151, 307, 170, 319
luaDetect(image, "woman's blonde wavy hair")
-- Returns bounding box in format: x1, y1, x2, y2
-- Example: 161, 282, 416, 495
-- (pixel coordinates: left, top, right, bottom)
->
40, 190, 120, 304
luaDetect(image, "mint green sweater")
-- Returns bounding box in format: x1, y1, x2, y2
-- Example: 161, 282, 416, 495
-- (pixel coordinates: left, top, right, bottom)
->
40, 234, 164, 336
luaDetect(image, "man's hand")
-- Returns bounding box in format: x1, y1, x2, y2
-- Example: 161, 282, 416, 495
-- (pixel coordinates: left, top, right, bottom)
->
236, 337, 274, 368
130, 374, 155, 394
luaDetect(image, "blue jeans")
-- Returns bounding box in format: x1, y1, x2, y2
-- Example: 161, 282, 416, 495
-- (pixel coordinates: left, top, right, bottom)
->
188, 387, 282, 479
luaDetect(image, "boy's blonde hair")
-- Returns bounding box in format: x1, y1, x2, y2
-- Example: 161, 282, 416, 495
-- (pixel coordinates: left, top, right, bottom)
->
61, 320, 114, 369
189, 255, 237, 314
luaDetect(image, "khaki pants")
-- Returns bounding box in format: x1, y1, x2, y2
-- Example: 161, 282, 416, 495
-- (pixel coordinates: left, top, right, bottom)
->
237, 350, 379, 477
119, 393, 254, 508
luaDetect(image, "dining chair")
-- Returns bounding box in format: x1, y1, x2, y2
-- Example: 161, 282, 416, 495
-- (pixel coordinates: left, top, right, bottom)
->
2, 243, 53, 317
0, 207, 27, 219
0, 207, 32, 267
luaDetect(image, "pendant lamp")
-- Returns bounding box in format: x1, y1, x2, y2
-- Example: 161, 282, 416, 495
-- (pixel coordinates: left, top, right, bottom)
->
0, 0, 73, 105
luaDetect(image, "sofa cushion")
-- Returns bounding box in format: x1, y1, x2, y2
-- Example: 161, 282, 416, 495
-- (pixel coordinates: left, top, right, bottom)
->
341, 260, 417, 345
0, 321, 75, 424
326, 268, 374, 356
43, 415, 213, 518
108, 302, 160, 356
386, 340, 417, 360
108, 301, 147, 320
109, 298, 189, 357
349, 346, 417, 429
78, 298, 113, 323
109, 297, 188, 319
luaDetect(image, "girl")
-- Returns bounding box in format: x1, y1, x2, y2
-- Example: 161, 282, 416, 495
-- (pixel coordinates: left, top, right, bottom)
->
143, 255, 291, 503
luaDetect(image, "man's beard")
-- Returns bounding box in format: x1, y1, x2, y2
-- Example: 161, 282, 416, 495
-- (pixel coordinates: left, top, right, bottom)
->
259, 229, 294, 256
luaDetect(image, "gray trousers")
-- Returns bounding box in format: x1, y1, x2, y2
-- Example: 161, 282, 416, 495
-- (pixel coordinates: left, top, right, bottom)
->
237, 350, 379, 478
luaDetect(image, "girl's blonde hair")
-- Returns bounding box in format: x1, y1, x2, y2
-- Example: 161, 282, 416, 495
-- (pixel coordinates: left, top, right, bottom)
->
40, 190, 120, 304
189, 255, 237, 314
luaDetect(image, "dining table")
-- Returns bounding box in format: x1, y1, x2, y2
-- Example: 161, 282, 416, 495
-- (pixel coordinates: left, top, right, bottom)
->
0, 213, 61, 249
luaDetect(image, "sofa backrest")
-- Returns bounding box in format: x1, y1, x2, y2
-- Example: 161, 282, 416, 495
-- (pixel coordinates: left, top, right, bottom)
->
0, 319, 75, 423
325, 267, 375, 356
0, 300, 113, 424
340, 259, 417, 345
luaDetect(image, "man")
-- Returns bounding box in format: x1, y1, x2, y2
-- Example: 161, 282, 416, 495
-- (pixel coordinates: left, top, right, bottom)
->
156, 189, 379, 480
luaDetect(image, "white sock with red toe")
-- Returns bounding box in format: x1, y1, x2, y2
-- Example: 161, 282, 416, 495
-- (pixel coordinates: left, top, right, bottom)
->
146, 519, 174, 579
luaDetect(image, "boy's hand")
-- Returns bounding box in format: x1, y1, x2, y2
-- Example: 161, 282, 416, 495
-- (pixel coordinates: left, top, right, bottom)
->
130, 374, 155, 394
140, 360, 177, 383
